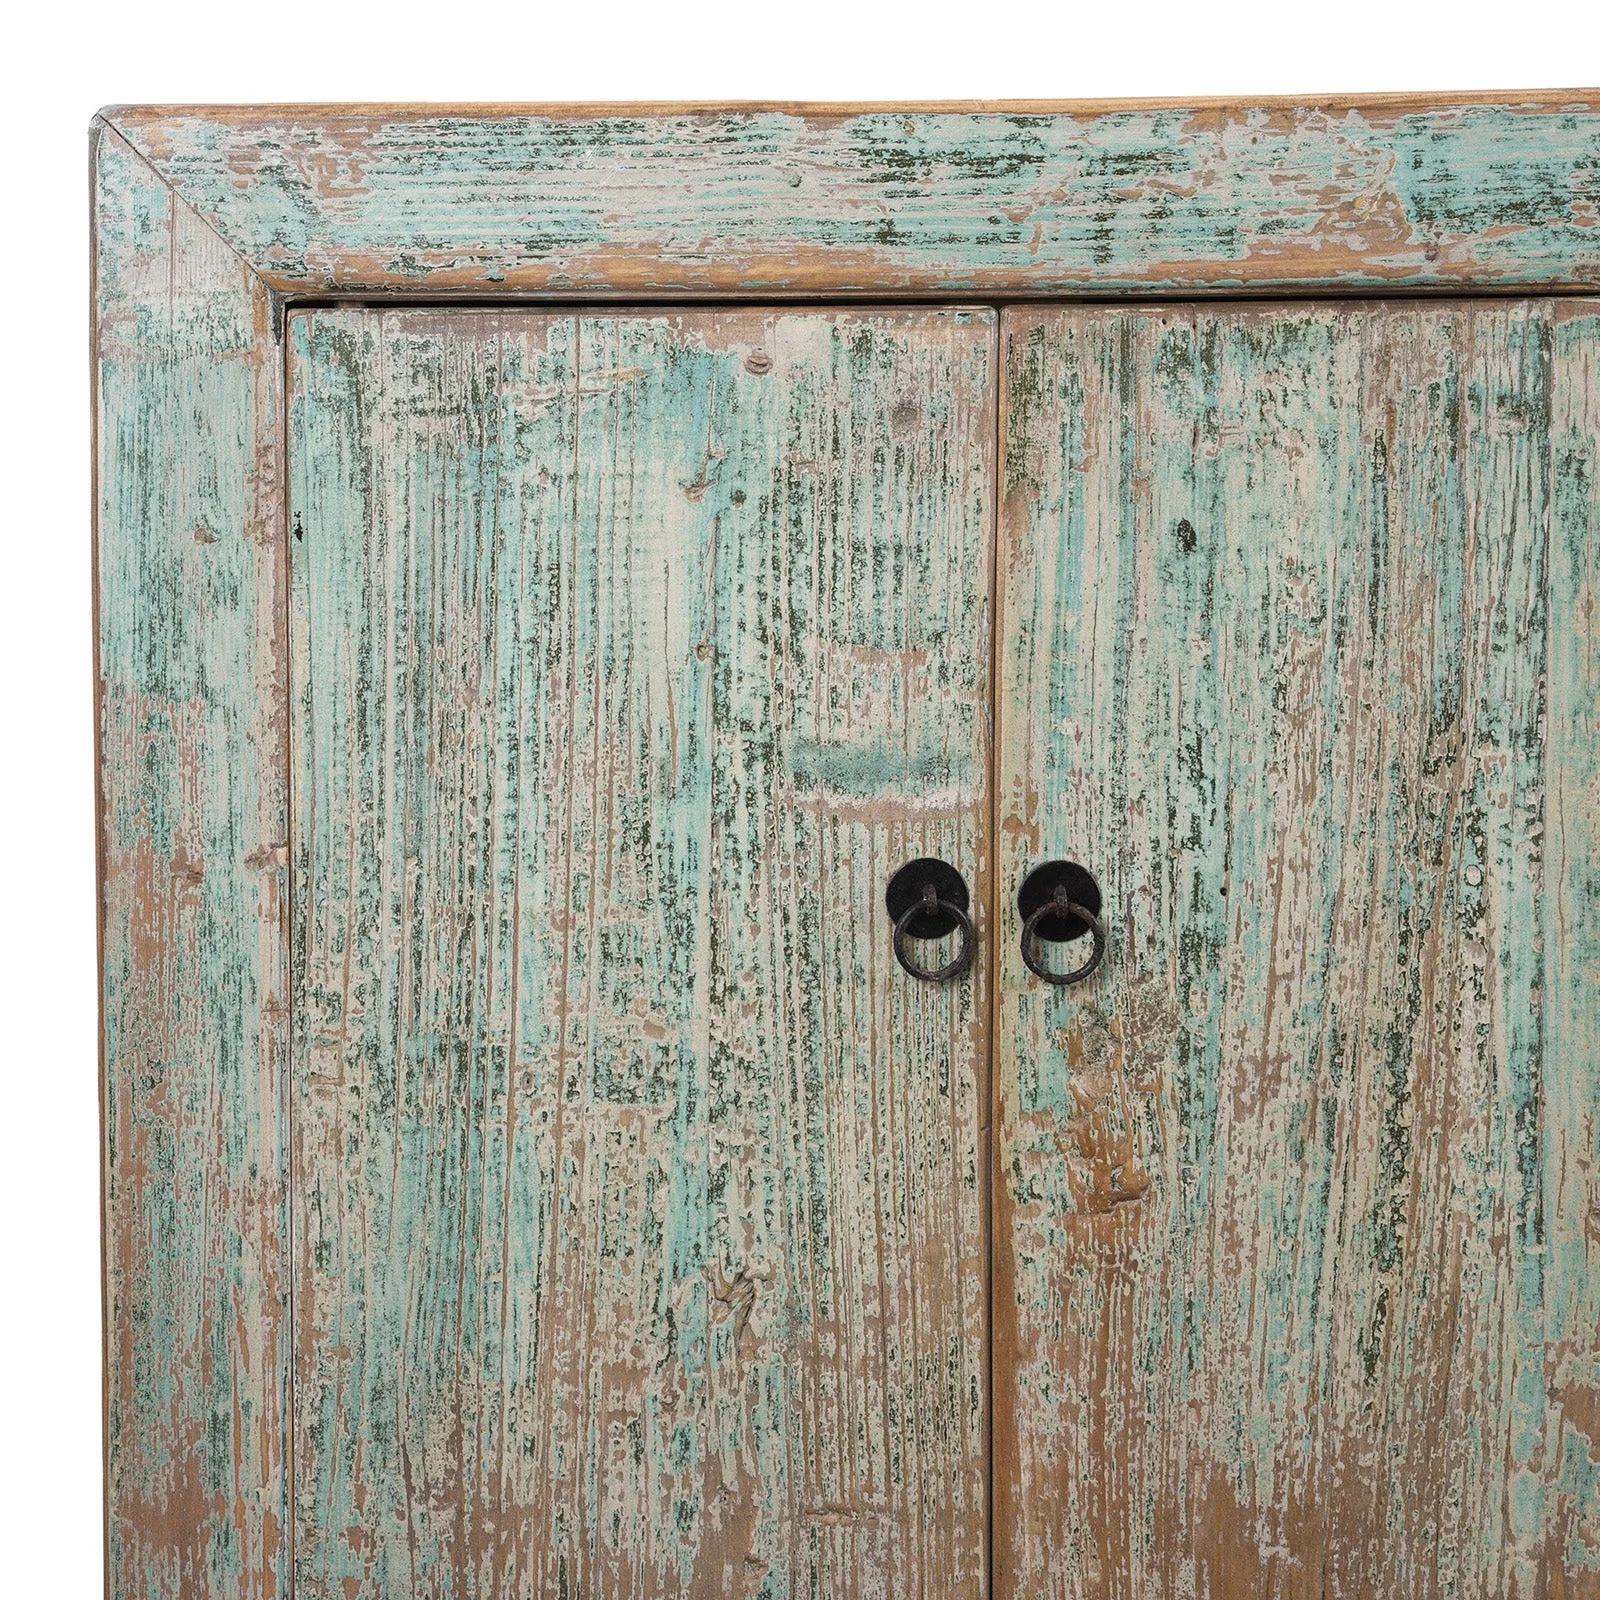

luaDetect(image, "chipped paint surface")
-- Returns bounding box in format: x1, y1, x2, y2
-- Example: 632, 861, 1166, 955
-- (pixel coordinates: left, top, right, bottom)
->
288, 308, 995, 1597
94, 125, 290, 1596
994, 301, 1600, 1597
104, 100, 1600, 297
94, 98, 1600, 1600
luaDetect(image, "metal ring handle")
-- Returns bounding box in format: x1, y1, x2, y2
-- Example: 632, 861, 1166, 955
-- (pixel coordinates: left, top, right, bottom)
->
1020, 886, 1105, 986
893, 882, 976, 983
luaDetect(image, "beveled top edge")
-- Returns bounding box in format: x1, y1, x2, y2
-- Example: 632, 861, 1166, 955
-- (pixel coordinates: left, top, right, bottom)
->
98, 89, 1600, 126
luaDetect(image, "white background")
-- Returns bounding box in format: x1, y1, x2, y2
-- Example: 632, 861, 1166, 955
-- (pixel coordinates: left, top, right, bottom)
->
0, 3, 1593, 1588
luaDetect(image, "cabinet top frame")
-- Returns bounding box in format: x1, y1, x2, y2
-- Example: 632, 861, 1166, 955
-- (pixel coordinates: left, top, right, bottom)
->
98, 92, 1600, 298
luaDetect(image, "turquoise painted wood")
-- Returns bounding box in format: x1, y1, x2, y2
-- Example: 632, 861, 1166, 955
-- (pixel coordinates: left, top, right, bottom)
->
94, 99, 1600, 1600
288, 307, 996, 1598
103, 98, 1600, 297
994, 300, 1600, 1598
93, 125, 290, 1595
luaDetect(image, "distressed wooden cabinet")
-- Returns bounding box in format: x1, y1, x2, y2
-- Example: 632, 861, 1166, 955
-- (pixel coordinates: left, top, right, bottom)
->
95, 98, 1600, 1600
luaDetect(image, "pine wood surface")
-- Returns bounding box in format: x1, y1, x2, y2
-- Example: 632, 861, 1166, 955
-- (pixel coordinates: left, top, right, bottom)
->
993, 299, 1600, 1598
288, 307, 997, 1598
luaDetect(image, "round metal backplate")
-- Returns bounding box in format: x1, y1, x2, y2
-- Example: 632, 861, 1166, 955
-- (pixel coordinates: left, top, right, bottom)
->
1017, 860, 1103, 943
884, 857, 970, 940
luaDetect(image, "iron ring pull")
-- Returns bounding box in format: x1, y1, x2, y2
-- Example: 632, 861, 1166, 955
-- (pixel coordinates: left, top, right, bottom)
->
892, 882, 976, 983
1020, 885, 1106, 986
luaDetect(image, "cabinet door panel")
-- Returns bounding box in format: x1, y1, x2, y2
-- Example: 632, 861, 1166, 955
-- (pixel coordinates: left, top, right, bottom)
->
290, 307, 996, 1599
995, 302, 1600, 1598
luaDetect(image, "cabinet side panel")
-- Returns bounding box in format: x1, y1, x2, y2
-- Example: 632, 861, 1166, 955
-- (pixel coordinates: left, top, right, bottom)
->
290, 306, 994, 1599
995, 300, 1600, 1598
94, 124, 290, 1598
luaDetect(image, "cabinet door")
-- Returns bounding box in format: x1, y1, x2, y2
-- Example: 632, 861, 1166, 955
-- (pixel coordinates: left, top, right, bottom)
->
289, 308, 996, 1598
995, 302, 1600, 1597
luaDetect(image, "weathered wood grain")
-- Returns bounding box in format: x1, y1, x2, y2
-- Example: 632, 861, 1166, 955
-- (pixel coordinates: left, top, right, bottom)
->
289, 306, 995, 1597
102, 98, 1600, 298
95, 94, 1600, 1600
93, 121, 290, 1597
994, 300, 1600, 1598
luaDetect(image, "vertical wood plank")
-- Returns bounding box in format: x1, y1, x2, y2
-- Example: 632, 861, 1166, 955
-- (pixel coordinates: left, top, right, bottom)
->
290, 307, 995, 1598
995, 300, 1600, 1598
94, 123, 290, 1599
1547, 304, 1600, 1594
